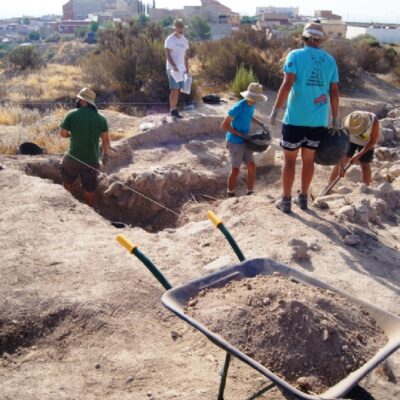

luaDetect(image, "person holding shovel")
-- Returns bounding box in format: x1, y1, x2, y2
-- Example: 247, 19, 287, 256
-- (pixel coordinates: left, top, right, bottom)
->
269, 22, 340, 213
165, 18, 190, 120
59, 88, 110, 208
221, 83, 267, 197
328, 111, 380, 186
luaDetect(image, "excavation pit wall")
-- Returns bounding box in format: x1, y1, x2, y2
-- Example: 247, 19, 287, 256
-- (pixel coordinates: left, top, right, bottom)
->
19, 115, 276, 232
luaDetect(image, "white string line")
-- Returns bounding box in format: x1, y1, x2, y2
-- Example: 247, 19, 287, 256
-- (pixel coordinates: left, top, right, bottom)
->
66, 153, 183, 219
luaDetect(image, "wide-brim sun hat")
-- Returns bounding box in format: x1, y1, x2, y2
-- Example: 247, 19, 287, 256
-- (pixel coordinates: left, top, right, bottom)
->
302, 22, 326, 41
173, 18, 188, 29
343, 111, 372, 135
240, 82, 268, 103
76, 87, 96, 107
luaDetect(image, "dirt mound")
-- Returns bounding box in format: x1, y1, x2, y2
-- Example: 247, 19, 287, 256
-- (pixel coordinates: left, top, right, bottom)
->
187, 274, 387, 394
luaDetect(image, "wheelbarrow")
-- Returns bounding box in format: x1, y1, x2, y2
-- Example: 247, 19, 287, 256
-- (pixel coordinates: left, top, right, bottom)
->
116, 212, 400, 400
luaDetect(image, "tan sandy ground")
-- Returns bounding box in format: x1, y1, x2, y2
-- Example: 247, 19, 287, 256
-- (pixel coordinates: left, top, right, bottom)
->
0, 89, 399, 400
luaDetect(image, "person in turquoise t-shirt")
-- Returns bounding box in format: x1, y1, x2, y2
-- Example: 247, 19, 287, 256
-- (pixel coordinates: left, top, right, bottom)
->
269, 22, 340, 213
221, 83, 267, 197
59, 88, 110, 208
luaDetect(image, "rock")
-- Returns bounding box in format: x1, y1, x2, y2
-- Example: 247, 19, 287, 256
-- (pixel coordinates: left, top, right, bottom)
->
171, 331, 181, 341
337, 205, 355, 220
95, 363, 101, 369
309, 242, 321, 252
126, 376, 135, 383
313, 194, 345, 209
336, 186, 352, 194
389, 165, 400, 178
381, 127, 395, 143
254, 147, 275, 167
371, 198, 388, 216
0, 164, 3, 170
263, 297, 272, 306
377, 182, 393, 194
387, 108, 400, 118
203, 256, 233, 273
289, 239, 310, 262
344, 235, 361, 246
372, 170, 383, 182
345, 165, 362, 182
359, 183, 369, 194
375, 147, 397, 162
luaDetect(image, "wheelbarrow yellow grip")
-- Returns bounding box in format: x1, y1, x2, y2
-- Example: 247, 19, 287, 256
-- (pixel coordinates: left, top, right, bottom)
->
116, 234, 138, 253
207, 210, 223, 228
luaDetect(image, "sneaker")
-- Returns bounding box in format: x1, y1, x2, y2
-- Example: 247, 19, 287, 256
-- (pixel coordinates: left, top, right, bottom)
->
293, 193, 308, 210
227, 191, 236, 198
170, 109, 183, 119
275, 196, 291, 213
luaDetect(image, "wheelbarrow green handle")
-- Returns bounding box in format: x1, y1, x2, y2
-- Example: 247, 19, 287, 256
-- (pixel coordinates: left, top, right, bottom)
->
116, 234, 172, 290
207, 211, 245, 262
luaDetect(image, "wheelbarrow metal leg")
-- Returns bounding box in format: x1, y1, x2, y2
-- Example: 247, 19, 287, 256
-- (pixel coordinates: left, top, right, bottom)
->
218, 352, 232, 400
246, 382, 276, 400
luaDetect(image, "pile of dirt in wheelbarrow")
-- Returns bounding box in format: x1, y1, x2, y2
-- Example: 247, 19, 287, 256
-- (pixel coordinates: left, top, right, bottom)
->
186, 274, 387, 395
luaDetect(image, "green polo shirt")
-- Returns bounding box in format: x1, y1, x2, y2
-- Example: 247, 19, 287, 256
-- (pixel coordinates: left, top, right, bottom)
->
61, 107, 108, 164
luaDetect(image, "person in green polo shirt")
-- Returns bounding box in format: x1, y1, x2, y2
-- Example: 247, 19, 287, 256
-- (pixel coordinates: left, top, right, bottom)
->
59, 88, 110, 207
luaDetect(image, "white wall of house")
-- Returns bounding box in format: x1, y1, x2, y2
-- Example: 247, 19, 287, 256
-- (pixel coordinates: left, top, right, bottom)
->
347, 25, 400, 44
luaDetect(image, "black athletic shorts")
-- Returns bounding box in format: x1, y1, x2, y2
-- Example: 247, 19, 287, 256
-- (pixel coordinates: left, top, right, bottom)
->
281, 124, 328, 151
347, 143, 374, 163
60, 155, 100, 193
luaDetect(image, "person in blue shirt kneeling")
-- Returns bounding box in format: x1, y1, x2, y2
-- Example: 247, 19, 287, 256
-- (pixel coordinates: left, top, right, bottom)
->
221, 83, 267, 197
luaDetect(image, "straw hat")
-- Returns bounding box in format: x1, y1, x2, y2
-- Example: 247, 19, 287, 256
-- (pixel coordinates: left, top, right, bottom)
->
343, 111, 372, 135
76, 87, 96, 107
240, 83, 268, 103
302, 22, 326, 41
173, 19, 187, 29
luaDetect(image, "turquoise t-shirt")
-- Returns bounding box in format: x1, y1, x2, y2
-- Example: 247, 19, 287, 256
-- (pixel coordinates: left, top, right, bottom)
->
226, 99, 255, 144
283, 46, 339, 127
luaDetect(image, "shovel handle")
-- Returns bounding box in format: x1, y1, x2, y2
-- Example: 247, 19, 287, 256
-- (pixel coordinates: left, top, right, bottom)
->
116, 234, 172, 290
207, 210, 223, 227
116, 234, 137, 253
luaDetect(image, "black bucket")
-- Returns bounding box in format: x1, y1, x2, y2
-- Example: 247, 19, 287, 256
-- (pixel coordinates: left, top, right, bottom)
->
315, 128, 349, 166
245, 129, 272, 153
18, 142, 46, 156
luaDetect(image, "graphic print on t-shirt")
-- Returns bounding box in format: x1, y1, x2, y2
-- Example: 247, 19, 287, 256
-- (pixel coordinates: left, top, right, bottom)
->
306, 54, 326, 88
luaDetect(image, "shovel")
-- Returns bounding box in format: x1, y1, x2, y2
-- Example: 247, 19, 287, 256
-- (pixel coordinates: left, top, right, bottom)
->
318, 162, 351, 197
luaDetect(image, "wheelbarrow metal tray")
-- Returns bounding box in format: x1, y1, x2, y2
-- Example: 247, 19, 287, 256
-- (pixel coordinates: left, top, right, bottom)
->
161, 258, 400, 400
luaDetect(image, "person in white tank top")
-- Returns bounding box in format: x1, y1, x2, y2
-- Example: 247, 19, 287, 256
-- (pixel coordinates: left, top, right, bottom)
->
329, 111, 380, 186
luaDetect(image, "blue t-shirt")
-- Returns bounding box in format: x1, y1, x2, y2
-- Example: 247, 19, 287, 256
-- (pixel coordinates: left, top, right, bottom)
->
226, 99, 255, 144
283, 46, 339, 127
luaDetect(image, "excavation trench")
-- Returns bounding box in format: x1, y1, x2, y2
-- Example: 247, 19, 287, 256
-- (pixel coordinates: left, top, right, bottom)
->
22, 153, 229, 232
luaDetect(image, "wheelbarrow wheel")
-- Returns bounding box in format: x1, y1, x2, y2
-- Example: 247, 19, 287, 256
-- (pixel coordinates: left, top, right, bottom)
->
346, 385, 375, 400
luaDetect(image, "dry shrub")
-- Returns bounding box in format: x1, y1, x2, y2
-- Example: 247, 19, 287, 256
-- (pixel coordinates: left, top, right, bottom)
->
83, 20, 170, 101
0, 105, 41, 126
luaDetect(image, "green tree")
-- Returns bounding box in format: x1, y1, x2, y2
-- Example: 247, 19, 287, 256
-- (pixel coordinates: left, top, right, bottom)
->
8, 45, 42, 70
89, 21, 99, 33
137, 13, 149, 28
230, 64, 259, 97
74, 26, 88, 39
28, 31, 40, 41
161, 16, 174, 28
240, 16, 257, 25
188, 16, 211, 41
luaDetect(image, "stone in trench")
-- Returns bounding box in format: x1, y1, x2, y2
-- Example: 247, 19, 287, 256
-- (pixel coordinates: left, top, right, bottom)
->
254, 147, 275, 167
377, 182, 394, 194
336, 186, 352, 194
289, 239, 310, 262
345, 165, 362, 183
344, 234, 361, 246
203, 256, 233, 273
389, 165, 400, 178
337, 205, 355, 220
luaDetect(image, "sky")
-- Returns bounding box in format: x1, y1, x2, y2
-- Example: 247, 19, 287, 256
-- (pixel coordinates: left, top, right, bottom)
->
0, 0, 399, 23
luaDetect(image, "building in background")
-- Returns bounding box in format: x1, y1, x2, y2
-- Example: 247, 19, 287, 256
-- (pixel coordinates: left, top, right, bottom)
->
314, 10, 342, 21
62, 0, 145, 21
150, 0, 239, 40
347, 24, 400, 44
256, 6, 299, 18
255, 12, 291, 30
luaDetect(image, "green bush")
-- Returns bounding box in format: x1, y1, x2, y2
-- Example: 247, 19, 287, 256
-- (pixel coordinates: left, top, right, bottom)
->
188, 16, 211, 41
230, 64, 258, 96
7, 45, 42, 70
83, 20, 169, 100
